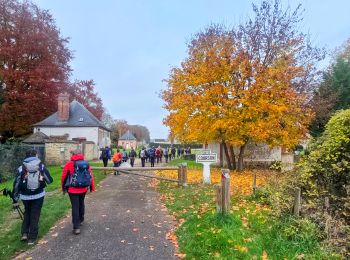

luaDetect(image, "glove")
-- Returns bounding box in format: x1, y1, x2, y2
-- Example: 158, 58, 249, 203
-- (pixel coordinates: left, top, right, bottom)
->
12, 202, 19, 209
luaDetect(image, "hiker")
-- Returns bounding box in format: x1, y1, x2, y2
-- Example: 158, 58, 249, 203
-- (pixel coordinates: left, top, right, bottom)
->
155, 146, 161, 164
171, 146, 176, 160
99, 146, 111, 167
129, 147, 137, 167
12, 149, 53, 245
164, 147, 169, 163
61, 149, 95, 235
148, 146, 156, 167
112, 149, 122, 175
122, 149, 128, 162
140, 147, 146, 167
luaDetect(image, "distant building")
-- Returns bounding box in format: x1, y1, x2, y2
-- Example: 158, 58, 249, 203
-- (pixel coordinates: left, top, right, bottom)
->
118, 130, 137, 149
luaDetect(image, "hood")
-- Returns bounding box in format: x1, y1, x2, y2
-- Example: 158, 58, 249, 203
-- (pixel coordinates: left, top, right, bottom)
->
23, 156, 41, 164
23, 156, 41, 172
70, 154, 84, 161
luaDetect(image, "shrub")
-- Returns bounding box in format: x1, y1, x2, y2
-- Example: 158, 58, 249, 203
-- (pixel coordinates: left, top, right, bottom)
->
299, 109, 350, 215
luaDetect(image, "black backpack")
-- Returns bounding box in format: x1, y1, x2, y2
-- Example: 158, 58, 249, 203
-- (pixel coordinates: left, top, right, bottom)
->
101, 149, 108, 159
69, 160, 91, 188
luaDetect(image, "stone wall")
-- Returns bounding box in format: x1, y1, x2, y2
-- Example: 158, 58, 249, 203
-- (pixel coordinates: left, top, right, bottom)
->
83, 142, 95, 161
45, 141, 78, 165
207, 142, 284, 169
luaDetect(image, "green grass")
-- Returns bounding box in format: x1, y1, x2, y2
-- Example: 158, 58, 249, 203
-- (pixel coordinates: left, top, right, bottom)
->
168, 159, 203, 169
158, 181, 340, 260
0, 163, 108, 260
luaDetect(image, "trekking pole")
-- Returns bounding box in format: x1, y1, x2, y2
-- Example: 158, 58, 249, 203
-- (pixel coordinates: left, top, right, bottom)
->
16, 206, 24, 220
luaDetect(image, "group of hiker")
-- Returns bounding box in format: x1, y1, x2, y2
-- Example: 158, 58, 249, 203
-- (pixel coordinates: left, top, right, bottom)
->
99, 145, 192, 168
11, 148, 94, 245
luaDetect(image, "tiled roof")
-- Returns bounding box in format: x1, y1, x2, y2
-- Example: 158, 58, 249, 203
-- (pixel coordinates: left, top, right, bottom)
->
33, 100, 110, 131
22, 131, 49, 144
119, 130, 136, 140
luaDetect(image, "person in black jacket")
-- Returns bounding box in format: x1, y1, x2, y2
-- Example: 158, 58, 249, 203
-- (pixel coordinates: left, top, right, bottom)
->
128, 147, 137, 167
12, 149, 53, 245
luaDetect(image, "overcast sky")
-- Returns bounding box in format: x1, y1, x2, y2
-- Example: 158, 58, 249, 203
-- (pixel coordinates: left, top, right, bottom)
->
32, 0, 350, 139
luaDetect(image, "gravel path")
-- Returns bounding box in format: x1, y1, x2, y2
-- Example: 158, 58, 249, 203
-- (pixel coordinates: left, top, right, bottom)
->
15, 171, 177, 260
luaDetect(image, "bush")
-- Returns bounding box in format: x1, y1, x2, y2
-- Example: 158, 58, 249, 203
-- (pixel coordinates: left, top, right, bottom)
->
300, 109, 350, 213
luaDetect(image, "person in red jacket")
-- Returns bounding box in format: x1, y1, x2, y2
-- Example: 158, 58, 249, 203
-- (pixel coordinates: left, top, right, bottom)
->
61, 149, 95, 235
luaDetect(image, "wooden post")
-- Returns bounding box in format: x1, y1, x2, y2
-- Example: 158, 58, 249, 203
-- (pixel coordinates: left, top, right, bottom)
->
215, 185, 222, 214
221, 169, 231, 214
181, 163, 188, 187
178, 164, 183, 187
324, 197, 329, 210
324, 197, 330, 239
252, 171, 257, 194
293, 187, 301, 217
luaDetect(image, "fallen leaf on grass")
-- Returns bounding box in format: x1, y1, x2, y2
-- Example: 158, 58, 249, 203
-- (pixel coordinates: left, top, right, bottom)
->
174, 253, 186, 259
262, 250, 268, 260
234, 245, 249, 253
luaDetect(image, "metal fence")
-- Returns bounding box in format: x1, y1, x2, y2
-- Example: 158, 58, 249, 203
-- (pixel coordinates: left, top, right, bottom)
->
0, 144, 45, 182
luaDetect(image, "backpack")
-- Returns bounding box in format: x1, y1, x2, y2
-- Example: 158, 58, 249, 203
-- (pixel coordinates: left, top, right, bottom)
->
122, 151, 128, 158
70, 160, 91, 188
140, 150, 145, 158
22, 161, 44, 191
101, 149, 108, 159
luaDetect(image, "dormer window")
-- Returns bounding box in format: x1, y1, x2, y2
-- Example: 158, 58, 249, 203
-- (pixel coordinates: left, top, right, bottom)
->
79, 117, 84, 122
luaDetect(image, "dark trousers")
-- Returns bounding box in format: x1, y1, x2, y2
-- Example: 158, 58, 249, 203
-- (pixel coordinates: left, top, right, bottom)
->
165, 155, 168, 163
22, 197, 44, 240
130, 157, 135, 167
69, 193, 86, 229
141, 158, 145, 167
102, 158, 108, 167
150, 157, 155, 167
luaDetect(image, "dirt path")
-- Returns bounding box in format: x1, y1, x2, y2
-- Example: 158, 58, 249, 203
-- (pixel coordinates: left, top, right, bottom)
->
15, 172, 177, 260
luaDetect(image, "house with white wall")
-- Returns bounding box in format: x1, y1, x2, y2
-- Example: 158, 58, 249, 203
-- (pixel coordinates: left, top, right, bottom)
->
32, 93, 111, 158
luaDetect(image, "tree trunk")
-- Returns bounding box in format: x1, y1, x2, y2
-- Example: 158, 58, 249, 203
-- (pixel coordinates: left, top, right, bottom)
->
219, 143, 223, 167
229, 145, 236, 170
222, 141, 233, 170
237, 143, 247, 172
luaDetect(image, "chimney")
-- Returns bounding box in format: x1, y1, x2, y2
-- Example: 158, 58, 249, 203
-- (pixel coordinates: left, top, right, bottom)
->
57, 93, 70, 121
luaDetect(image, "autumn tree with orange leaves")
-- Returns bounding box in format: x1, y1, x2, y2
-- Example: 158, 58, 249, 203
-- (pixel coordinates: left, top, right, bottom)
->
162, 0, 324, 171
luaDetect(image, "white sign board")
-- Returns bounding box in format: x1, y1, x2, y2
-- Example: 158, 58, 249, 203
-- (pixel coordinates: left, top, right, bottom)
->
196, 153, 217, 163
196, 151, 217, 184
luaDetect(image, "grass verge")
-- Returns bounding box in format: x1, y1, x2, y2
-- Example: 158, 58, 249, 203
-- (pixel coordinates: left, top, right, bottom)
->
158, 181, 340, 259
0, 163, 108, 260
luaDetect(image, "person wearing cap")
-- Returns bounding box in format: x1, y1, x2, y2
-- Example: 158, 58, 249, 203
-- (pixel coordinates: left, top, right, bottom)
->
61, 149, 95, 235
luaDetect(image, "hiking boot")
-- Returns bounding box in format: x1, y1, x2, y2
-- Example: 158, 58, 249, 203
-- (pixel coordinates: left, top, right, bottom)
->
20, 233, 28, 241
73, 228, 81, 235
27, 239, 36, 245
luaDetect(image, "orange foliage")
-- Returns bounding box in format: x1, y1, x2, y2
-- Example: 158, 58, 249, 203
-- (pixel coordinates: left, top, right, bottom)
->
155, 169, 275, 195
161, 25, 313, 151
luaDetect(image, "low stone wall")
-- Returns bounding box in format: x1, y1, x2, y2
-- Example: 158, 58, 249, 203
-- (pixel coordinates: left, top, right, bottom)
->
45, 141, 79, 165
84, 142, 95, 161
